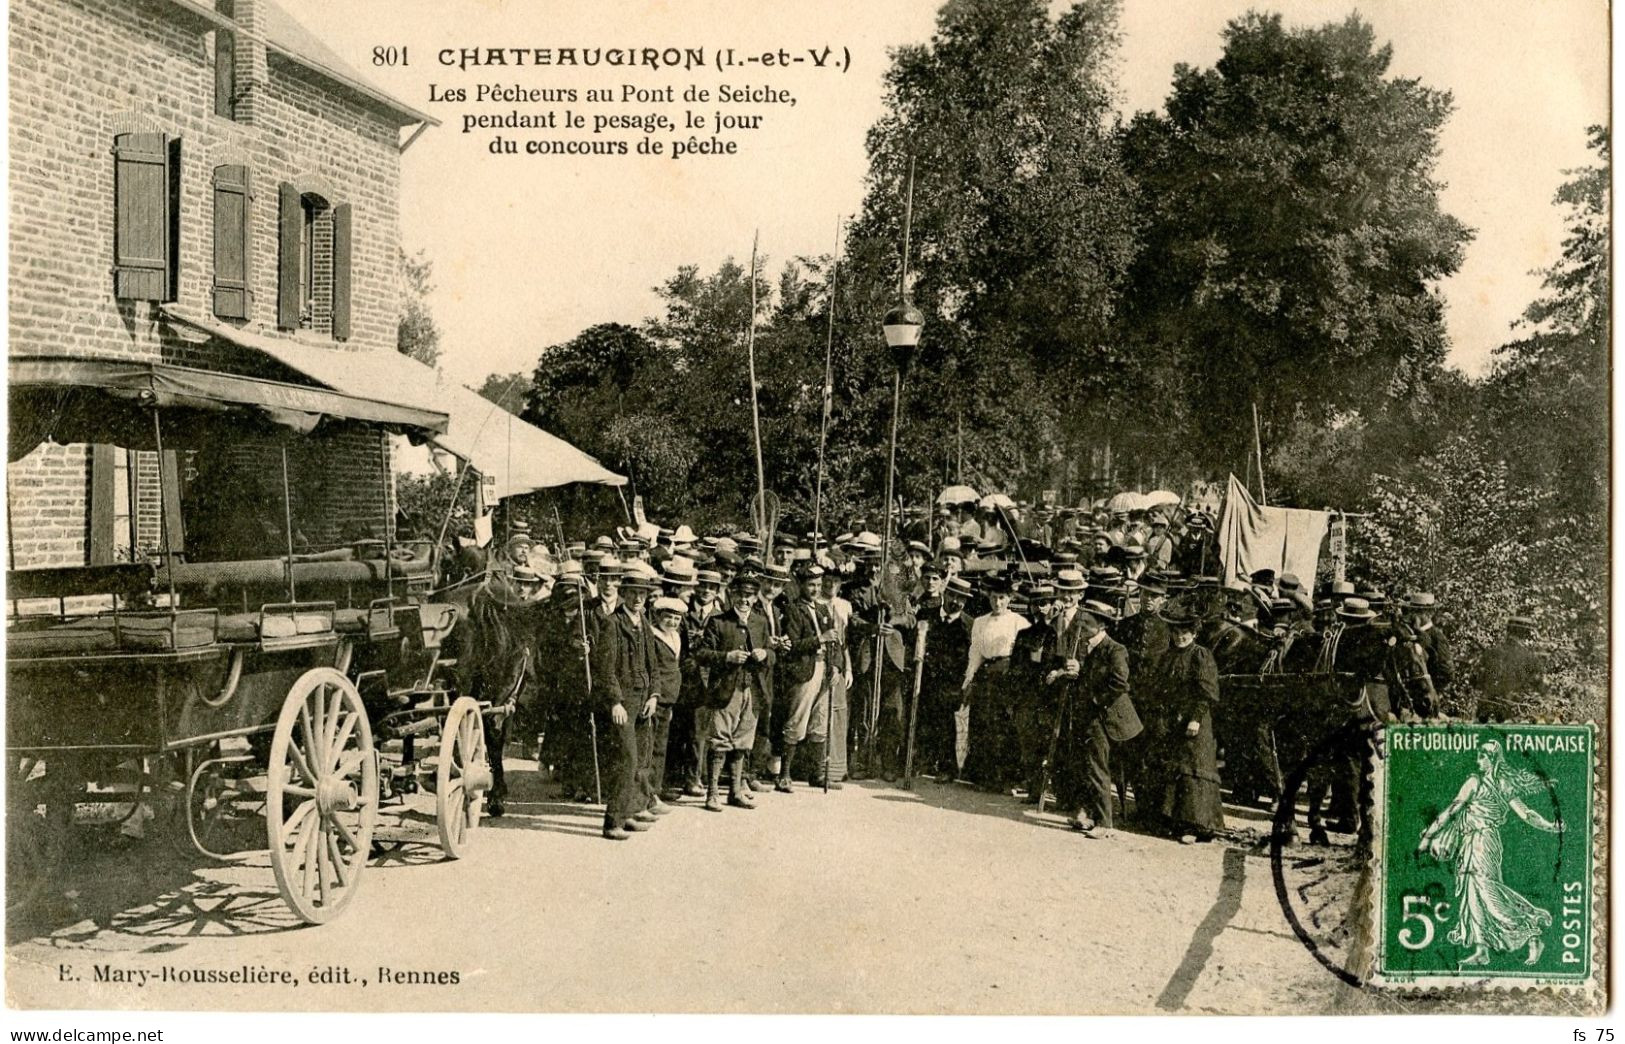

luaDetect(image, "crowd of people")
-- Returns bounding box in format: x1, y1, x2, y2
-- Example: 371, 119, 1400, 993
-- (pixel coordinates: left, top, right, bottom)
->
461, 494, 1545, 846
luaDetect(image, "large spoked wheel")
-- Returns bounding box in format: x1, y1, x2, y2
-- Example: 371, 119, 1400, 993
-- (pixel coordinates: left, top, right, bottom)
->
435, 697, 490, 859
266, 668, 377, 925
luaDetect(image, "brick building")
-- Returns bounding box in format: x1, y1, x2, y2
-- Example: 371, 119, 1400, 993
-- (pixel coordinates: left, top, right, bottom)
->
8, 0, 436, 569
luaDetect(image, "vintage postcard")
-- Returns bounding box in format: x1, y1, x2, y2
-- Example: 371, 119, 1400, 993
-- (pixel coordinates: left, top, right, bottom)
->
3, 0, 1611, 1030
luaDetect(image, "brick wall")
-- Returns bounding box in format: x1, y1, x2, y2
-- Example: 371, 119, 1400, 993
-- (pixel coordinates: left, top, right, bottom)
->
8, 0, 417, 572
6, 444, 89, 568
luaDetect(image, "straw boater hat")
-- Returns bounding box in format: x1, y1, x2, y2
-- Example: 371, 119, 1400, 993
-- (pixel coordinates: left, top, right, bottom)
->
945, 576, 973, 600
696, 569, 724, 587
661, 559, 699, 587
1402, 591, 1440, 611
1336, 597, 1376, 622
1078, 599, 1118, 625
620, 560, 660, 589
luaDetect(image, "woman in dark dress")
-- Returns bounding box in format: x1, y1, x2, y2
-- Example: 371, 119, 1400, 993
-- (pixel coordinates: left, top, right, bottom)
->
1152, 608, 1225, 842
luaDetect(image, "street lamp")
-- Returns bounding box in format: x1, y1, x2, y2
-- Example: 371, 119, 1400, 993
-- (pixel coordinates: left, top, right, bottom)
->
868, 298, 922, 779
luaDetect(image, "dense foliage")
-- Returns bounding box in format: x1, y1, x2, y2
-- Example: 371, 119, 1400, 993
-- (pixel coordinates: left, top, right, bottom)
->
457, 2, 1605, 713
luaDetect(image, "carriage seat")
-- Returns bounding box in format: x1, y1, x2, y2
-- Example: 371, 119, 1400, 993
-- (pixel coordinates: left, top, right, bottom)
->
7, 610, 217, 657
216, 611, 334, 644
7, 617, 119, 657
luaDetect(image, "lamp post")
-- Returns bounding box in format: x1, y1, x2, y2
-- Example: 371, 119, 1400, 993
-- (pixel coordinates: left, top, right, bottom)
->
866, 300, 922, 776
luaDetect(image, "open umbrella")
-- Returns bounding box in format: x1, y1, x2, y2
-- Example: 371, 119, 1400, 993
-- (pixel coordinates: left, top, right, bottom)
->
937, 484, 980, 507
1144, 490, 1181, 509
1105, 491, 1140, 513
979, 492, 1016, 511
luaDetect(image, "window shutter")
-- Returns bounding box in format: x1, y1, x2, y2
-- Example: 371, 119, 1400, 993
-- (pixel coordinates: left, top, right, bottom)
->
212, 165, 252, 319
332, 203, 353, 341
89, 444, 116, 566
113, 133, 170, 300
278, 182, 301, 329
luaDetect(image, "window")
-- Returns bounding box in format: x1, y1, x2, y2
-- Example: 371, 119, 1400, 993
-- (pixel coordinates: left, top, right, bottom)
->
113, 133, 181, 301
110, 448, 135, 561
212, 164, 252, 318
279, 184, 353, 338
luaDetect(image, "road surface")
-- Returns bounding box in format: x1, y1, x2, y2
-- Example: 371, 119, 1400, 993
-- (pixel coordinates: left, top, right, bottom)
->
7, 760, 1394, 1014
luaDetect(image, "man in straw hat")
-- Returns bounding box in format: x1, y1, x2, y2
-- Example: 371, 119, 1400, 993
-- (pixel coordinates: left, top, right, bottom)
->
775, 561, 842, 791
1048, 598, 1140, 838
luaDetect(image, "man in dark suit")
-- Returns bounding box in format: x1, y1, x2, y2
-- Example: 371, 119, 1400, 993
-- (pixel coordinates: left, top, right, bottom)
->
1474, 614, 1544, 721
694, 572, 776, 811
920, 574, 974, 778
1115, 577, 1170, 818
1401, 591, 1453, 697
1048, 598, 1140, 838
846, 553, 916, 780
587, 560, 649, 841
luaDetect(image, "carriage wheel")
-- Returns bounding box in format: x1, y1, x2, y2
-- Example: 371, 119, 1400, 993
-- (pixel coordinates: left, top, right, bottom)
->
435, 697, 490, 859
265, 668, 377, 925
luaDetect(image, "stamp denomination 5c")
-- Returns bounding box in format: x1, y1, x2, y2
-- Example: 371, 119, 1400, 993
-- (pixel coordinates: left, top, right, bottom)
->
1369, 722, 1596, 990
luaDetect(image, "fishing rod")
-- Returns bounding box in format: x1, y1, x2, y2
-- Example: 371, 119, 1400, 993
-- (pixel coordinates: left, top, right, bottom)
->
812, 215, 843, 556
555, 506, 602, 805
744, 231, 771, 556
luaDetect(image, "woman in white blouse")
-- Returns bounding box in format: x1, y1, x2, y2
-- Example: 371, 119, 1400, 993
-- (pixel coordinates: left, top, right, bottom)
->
959, 576, 1030, 785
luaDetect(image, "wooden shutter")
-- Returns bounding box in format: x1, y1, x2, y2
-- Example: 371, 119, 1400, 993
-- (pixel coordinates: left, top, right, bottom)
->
212, 164, 252, 319
88, 444, 117, 566
331, 202, 353, 340
278, 181, 301, 329
113, 133, 170, 300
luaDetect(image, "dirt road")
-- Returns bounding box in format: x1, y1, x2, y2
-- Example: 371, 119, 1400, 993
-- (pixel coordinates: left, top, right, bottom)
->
8, 762, 1360, 1013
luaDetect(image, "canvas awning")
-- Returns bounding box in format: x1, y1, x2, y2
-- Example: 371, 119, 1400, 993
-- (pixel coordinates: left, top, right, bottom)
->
8, 355, 449, 461
161, 307, 627, 497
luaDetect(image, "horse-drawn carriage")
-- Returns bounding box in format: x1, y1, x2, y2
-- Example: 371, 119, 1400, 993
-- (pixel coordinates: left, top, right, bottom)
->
6, 356, 497, 924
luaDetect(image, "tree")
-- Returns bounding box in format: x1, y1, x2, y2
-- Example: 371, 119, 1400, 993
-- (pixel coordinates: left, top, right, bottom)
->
1120, 13, 1472, 473
1484, 126, 1609, 530
840, 0, 1140, 502
475, 371, 530, 412
397, 247, 441, 368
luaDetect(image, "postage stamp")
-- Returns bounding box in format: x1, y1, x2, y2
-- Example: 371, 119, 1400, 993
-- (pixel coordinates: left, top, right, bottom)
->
1369, 722, 1597, 990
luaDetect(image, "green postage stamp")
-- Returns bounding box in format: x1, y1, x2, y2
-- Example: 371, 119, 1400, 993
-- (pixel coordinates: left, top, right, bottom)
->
1369, 722, 1597, 990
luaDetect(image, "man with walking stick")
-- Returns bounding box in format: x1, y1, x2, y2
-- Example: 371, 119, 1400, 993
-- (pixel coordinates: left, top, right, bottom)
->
776, 561, 841, 791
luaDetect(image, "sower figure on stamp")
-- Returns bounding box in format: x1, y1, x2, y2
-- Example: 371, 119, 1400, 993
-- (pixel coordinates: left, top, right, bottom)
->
1050, 599, 1140, 839
1417, 739, 1560, 967
695, 572, 776, 811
